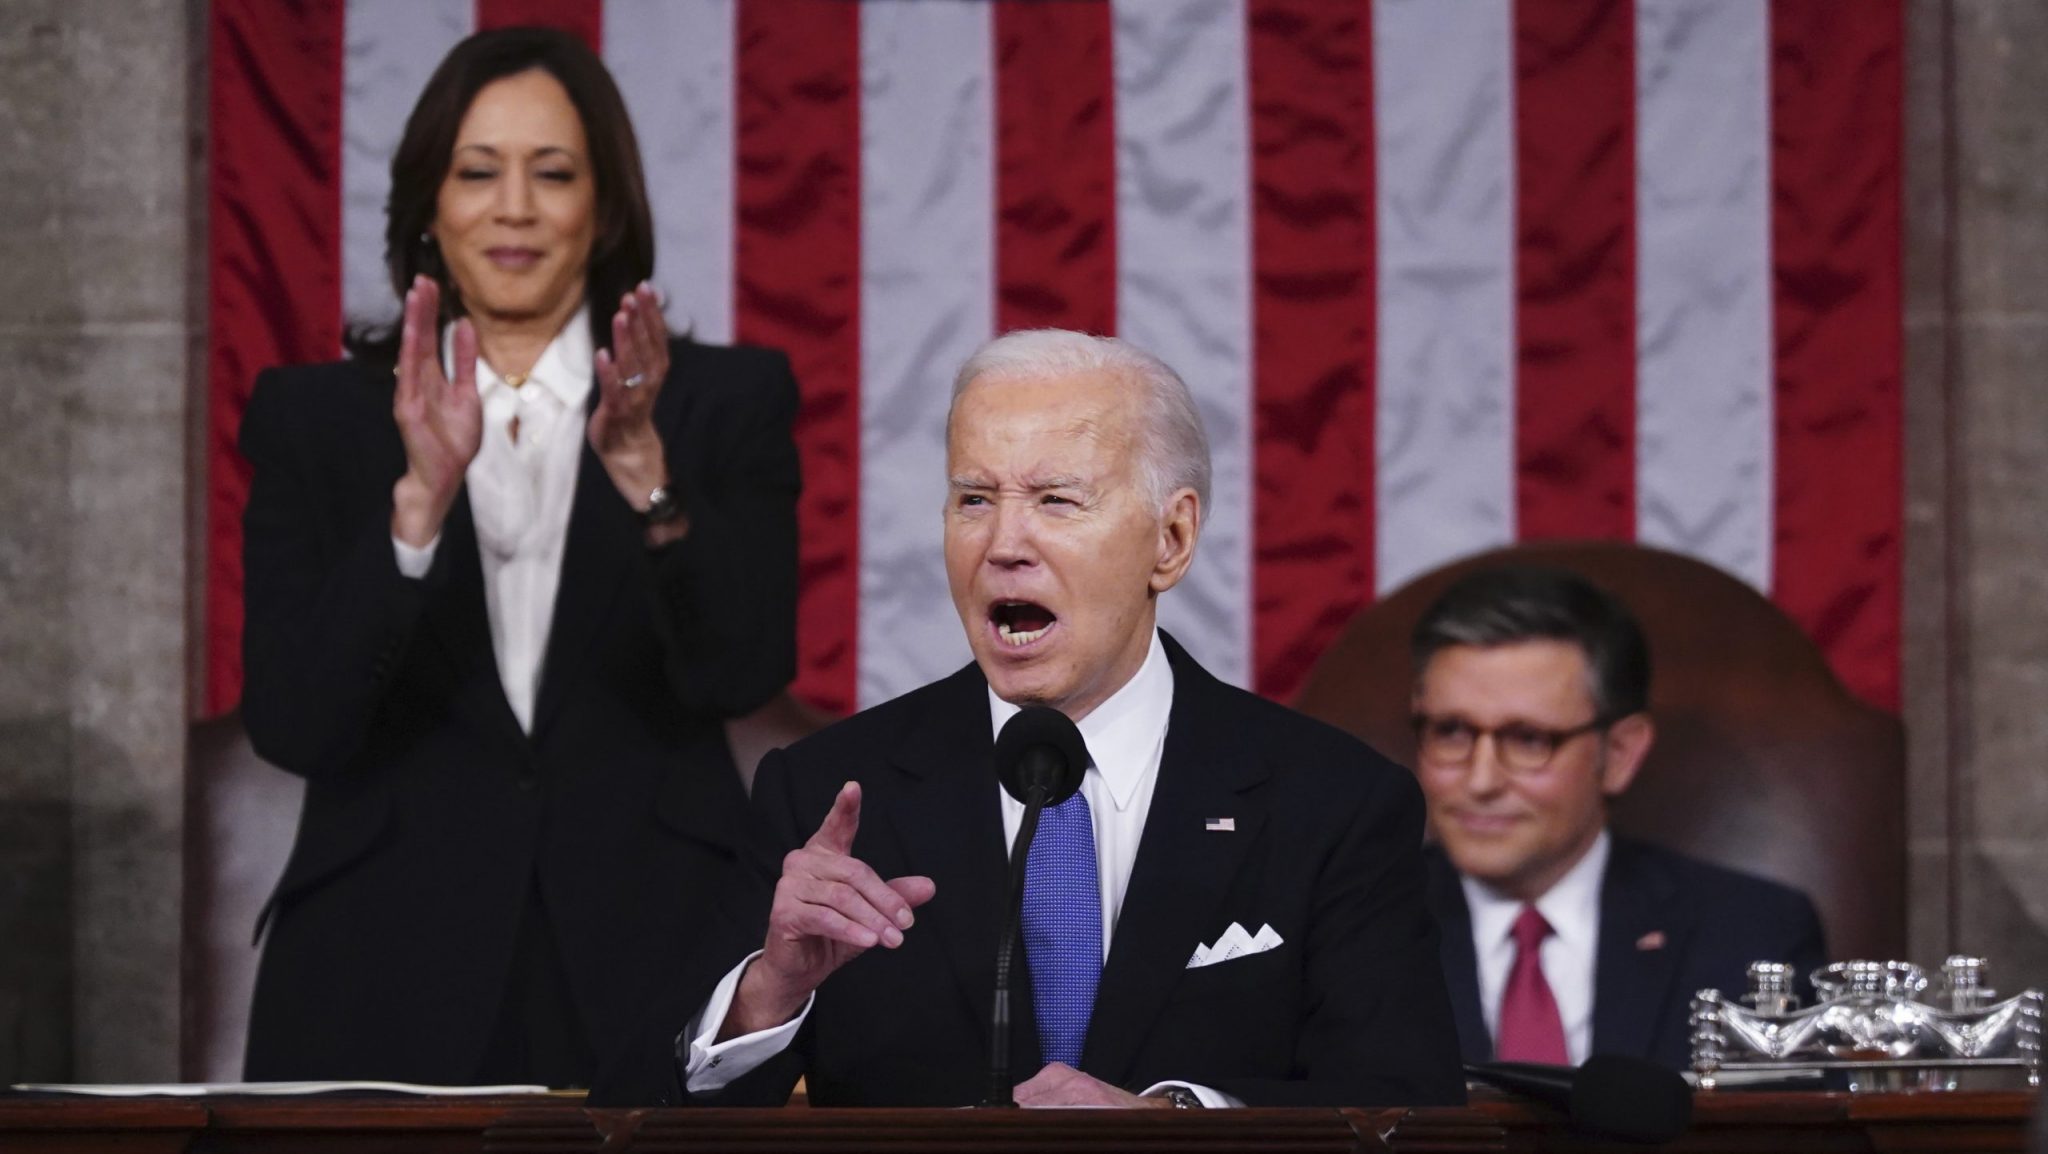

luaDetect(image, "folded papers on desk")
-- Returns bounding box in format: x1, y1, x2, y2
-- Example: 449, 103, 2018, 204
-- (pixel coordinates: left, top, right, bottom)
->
12, 1081, 550, 1097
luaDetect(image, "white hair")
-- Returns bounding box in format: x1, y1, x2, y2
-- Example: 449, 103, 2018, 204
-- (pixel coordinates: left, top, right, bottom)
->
949, 328, 1211, 522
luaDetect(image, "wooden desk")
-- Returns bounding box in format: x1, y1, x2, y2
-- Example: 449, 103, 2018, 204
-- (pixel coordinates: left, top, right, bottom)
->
0, 1090, 2034, 1152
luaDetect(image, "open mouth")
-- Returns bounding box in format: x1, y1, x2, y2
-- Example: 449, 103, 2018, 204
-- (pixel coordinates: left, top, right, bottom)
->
990, 600, 1057, 648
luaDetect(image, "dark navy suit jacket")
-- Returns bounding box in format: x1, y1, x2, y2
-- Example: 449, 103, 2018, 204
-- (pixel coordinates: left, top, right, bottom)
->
597, 634, 1466, 1107
1424, 837, 1827, 1071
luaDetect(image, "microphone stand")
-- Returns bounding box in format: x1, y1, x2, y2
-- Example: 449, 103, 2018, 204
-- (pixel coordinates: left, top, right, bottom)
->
981, 784, 1048, 1108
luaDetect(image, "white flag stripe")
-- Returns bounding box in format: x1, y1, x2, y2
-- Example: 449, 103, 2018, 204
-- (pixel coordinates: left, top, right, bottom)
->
604, 0, 737, 344
342, 0, 471, 329
856, 1, 993, 706
1372, 0, 1518, 595
1113, 0, 1254, 688
1634, 0, 1774, 590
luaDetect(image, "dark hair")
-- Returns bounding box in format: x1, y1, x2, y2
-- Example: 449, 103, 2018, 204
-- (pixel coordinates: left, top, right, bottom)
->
343, 26, 654, 362
1410, 565, 1651, 722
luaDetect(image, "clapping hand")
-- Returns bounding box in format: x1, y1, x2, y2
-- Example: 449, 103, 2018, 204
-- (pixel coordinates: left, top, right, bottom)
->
588, 281, 673, 516
390, 276, 482, 547
721, 782, 938, 1039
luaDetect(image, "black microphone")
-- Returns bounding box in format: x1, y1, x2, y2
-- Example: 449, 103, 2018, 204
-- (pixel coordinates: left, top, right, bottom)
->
994, 705, 1089, 812
980, 706, 1089, 1108
1464, 1056, 1692, 1144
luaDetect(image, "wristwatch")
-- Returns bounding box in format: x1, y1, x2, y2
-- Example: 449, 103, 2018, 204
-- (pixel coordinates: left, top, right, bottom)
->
1158, 1087, 1203, 1109
641, 483, 686, 526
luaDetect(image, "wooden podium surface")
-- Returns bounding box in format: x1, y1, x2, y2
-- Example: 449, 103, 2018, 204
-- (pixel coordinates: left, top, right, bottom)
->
0, 1090, 2035, 1152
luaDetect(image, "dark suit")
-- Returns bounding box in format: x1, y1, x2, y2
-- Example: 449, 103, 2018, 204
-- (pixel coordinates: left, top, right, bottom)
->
1425, 837, 1827, 1071
599, 634, 1464, 1107
239, 338, 799, 1083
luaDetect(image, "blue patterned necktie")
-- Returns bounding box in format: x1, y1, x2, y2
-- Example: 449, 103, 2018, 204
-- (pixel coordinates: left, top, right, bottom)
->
1021, 789, 1102, 1069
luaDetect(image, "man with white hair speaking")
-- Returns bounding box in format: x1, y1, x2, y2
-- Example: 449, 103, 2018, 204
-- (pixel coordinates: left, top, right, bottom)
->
597, 330, 1462, 1108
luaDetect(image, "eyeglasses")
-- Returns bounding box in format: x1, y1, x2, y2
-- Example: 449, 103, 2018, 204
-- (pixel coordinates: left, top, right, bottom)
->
1410, 712, 1607, 775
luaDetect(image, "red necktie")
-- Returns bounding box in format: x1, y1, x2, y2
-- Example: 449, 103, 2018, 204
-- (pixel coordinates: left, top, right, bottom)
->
1495, 905, 1569, 1064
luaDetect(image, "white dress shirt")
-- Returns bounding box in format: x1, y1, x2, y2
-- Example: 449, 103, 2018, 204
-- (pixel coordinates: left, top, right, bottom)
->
392, 308, 592, 732
989, 628, 1172, 957
683, 631, 1241, 1106
1462, 829, 1610, 1066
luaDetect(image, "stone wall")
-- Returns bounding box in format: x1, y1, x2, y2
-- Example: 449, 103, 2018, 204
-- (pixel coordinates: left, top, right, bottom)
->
0, 0, 196, 1082
1903, 0, 2048, 991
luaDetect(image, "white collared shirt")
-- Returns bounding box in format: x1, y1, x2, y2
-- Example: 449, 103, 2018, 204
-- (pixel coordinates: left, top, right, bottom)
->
1462, 829, 1610, 1066
990, 629, 1173, 958
391, 307, 593, 732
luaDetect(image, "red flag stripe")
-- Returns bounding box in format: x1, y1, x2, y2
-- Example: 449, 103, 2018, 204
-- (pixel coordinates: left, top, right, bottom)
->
1513, 0, 1637, 541
993, 0, 1117, 336
197, 3, 1909, 716
204, 0, 346, 716
1768, 0, 1904, 710
734, 0, 863, 714
476, 0, 602, 50
1247, 0, 1377, 701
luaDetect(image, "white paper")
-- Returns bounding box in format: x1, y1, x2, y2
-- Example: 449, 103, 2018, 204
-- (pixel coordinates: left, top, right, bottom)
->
11, 1081, 552, 1097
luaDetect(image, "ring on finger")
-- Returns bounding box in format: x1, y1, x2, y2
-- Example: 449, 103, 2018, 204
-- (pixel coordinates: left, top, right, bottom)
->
620, 372, 646, 390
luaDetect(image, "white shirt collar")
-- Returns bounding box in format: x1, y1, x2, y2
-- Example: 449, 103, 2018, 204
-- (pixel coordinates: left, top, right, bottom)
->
985, 629, 1173, 813
1462, 828, 1611, 954
441, 304, 594, 411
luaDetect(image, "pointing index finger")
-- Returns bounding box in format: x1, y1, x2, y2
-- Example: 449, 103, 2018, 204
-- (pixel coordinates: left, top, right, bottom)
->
806, 781, 862, 856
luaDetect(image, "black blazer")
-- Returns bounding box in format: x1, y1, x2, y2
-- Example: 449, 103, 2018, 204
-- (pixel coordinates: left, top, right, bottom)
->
1425, 837, 1828, 1071
239, 338, 799, 1082
599, 634, 1465, 1107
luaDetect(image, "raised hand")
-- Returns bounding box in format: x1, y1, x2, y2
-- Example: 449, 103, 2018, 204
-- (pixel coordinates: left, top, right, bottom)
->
588, 281, 672, 511
721, 782, 938, 1039
390, 276, 482, 546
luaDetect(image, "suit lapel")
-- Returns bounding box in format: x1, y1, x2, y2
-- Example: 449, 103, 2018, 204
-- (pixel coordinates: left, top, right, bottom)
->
878, 665, 1019, 1059
1591, 837, 1688, 1060
530, 369, 690, 739
420, 487, 528, 749
528, 440, 633, 738
1081, 637, 1269, 1086
1424, 848, 1493, 1062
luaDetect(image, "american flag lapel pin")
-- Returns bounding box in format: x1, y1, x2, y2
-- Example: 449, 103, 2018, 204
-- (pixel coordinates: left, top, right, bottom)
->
1205, 817, 1236, 832
1636, 930, 1666, 951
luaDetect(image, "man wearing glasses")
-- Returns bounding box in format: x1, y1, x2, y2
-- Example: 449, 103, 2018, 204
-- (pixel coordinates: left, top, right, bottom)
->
1409, 566, 1826, 1072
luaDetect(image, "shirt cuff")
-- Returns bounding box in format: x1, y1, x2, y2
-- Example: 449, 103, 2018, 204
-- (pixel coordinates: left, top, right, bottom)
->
1140, 1080, 1245, 1109
680, 950, 814, 1093
392, 533, 440, 579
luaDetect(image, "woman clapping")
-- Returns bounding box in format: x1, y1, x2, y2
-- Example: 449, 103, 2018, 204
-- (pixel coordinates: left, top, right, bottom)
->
238, 27, 798, 1088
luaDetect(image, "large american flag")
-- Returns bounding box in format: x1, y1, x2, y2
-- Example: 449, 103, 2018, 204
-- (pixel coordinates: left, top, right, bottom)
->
204, 0, 1901, 719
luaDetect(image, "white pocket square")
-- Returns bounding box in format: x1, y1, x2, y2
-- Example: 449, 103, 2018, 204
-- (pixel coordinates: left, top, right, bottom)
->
1186, 922, 1284, 969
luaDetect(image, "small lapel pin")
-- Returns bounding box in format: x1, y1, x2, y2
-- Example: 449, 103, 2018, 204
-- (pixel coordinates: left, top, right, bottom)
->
1205, 817, 1236, 832
1636, 930, 1666, 951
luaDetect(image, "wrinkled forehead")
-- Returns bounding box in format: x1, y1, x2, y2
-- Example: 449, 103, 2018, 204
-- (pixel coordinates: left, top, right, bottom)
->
947, 368, 1140, 442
